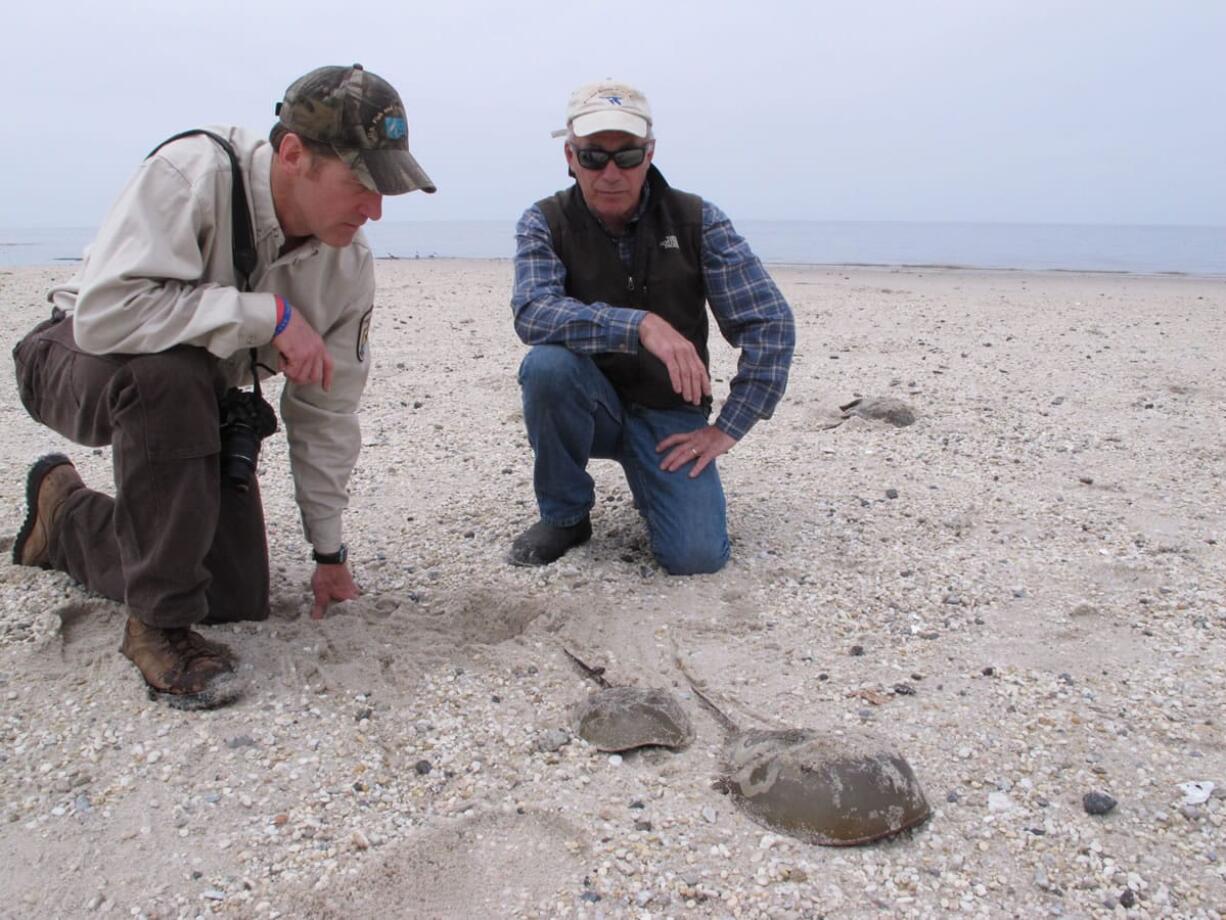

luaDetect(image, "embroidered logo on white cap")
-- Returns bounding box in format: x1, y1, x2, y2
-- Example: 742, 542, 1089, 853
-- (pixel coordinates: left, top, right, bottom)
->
552, 80, 652, 139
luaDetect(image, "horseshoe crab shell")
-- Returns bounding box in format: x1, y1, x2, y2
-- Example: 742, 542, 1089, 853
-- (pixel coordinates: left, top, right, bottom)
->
572, 687, 694, 753
842, 396, 916, 427
722, 727, 931, 846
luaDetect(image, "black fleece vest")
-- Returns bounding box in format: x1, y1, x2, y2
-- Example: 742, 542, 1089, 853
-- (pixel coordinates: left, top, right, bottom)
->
538, 166, 709, 411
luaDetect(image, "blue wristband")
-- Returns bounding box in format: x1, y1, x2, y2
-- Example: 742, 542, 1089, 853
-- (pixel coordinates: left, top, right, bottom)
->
274, 298, 292, 337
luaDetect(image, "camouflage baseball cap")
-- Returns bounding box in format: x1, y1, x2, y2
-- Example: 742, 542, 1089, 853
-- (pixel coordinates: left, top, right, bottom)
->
276, 64, 435, 195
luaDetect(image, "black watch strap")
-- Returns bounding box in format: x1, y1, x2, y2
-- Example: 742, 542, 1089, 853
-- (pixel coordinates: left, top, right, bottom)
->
312, 544, 348, 565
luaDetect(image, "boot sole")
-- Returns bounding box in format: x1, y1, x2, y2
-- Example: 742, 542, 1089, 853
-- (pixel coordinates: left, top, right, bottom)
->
507, 522, 593, 566
12, 453, 73, 566
508, 528, 592, 567
146, 671, 245, 711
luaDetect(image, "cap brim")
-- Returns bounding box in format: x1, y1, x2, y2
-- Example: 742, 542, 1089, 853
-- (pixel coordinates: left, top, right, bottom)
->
570, 111, 650, 138
356, 147, 437, 195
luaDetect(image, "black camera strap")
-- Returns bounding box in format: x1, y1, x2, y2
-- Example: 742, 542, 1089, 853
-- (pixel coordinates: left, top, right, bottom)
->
147, 129, 265, 401
147, 130, 257, 290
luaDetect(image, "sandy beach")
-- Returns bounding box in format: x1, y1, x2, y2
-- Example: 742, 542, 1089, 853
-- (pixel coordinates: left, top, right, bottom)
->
0, 259, 1223, 919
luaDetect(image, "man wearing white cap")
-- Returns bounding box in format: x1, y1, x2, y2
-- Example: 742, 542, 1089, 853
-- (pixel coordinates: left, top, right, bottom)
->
509, 80, 795, 574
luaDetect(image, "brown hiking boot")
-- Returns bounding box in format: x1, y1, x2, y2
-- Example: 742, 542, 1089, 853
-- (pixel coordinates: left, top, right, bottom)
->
120, 617, 242, 710
13, 453, 85, 568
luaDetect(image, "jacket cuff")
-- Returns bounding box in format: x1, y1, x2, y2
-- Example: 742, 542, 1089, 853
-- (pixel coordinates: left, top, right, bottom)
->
617, 309, 649, 354
714, 405, 755, 442
240, 292, 279, 349
303, 515, 343, 556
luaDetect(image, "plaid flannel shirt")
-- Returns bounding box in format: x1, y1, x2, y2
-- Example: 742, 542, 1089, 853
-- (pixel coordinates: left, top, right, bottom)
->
511, 188, 795, 440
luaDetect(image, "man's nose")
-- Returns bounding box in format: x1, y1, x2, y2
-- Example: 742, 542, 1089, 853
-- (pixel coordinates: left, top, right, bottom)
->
594, 161, 626, 186
359, 191, 383, 222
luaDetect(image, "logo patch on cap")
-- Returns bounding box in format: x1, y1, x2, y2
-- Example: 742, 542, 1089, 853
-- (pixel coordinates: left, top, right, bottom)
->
383, 116, 407, 140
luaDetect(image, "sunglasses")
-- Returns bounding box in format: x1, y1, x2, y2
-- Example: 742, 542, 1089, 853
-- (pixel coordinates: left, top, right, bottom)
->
570, 145, 649, 171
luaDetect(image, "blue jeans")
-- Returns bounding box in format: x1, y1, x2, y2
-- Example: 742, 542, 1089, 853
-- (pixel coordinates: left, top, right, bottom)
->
518, 345, 730, 575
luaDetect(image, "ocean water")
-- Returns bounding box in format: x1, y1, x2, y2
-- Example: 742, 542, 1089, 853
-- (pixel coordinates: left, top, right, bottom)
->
3, 220, 1223, 275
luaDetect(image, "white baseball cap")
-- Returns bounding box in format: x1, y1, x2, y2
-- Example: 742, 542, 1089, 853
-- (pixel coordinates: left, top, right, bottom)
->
551, 80, 653, 139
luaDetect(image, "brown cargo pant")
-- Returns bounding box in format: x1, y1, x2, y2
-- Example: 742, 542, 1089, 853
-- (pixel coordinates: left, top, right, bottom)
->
12, 312, 270, 627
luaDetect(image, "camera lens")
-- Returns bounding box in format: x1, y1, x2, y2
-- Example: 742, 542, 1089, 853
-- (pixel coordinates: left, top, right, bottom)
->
222, 432, 260, 492
219, 387, 277, 492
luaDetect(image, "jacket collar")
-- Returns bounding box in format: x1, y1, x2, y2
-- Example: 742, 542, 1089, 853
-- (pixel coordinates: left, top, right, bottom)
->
251, 143, 283, 250
252, 144, 321, 262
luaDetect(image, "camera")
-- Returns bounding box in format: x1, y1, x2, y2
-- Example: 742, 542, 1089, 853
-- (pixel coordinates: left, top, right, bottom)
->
218, 387, 278, 492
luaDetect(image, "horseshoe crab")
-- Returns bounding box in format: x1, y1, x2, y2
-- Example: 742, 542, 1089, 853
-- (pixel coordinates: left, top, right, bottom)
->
565, 648, 694, 753
678, 657, 930, 846
840, 396, 916, 427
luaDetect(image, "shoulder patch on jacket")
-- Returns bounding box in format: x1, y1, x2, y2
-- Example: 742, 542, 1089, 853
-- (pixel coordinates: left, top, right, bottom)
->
357, 307, 373, 362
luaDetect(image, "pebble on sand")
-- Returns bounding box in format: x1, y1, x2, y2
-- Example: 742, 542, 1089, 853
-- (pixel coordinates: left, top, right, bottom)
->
1082, 791, 1117, 815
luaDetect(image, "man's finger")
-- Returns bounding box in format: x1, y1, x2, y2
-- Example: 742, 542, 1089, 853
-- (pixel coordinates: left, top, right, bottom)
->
666, 353, 683, 395
656, 432, 686, 452
310, 598, 328, 620
660, 443, 696, 471
688, 362, 704, 404
691, 370, 705, 404
672, 353, 689, 402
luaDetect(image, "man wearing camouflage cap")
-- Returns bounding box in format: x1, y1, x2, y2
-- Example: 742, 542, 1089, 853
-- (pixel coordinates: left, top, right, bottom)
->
11, 65, 433, 709
509, 80, 795, 574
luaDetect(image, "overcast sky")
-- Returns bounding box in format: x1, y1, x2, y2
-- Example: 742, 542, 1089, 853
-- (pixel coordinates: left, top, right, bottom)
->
4, 0, 1223, 228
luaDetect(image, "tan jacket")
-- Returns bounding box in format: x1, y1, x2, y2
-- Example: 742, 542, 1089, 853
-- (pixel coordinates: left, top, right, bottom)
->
48, 126, 373, 554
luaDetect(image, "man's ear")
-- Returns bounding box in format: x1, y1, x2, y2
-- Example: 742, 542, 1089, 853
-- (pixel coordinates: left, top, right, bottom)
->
278, 132, 310, 176
563, 142, 577, 178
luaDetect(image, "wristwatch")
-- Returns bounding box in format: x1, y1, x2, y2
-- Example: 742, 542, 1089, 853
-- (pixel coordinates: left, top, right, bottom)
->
312, 543, 348, 565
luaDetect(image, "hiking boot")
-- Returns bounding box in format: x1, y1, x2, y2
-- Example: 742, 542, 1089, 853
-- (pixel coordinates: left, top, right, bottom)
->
120, 617, 242, 710
13, 453, 84, 568
508, 515, 592, 567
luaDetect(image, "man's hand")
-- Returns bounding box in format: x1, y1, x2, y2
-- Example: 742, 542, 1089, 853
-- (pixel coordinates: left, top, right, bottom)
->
657, 425, 737, 478
273, 307, 334, 390
309, 563, 361, 620
638, 314, 710, 406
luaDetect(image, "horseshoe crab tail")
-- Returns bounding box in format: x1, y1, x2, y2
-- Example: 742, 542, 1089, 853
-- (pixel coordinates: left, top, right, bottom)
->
562, 646, 613, 689
672, 646, 741, 736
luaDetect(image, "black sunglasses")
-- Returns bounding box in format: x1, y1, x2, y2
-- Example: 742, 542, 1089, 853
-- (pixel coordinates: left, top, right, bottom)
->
570, 145, 649, 171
